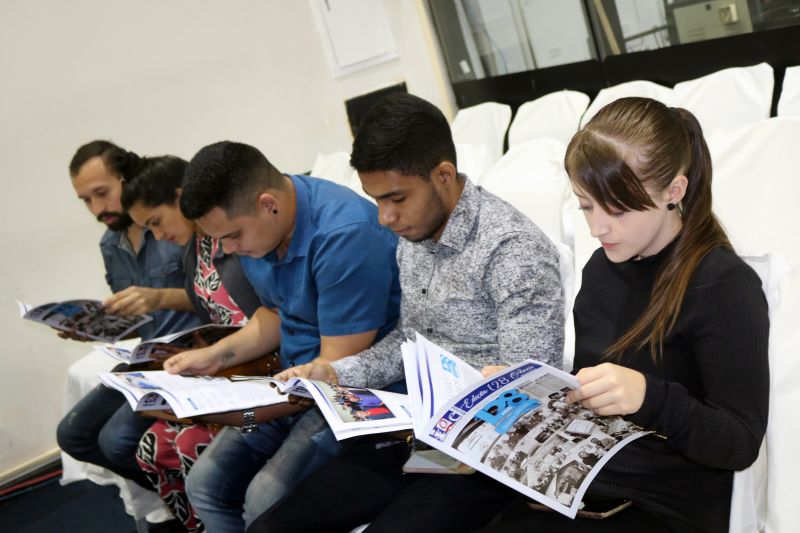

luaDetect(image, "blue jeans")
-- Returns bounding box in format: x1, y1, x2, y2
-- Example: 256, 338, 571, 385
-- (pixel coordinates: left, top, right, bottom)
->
185, 408, 340, 533
56, 381, 155, 489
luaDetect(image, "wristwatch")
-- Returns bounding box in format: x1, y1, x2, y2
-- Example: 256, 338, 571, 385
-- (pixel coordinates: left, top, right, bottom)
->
240, 409, 258, 433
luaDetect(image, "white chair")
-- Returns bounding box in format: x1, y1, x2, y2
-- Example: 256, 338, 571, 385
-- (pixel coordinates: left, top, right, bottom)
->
61, 350, 171, 528
480, 139, 571, 246
456, 143, 491, 184
344, 170, 375, 204
728, 252, 790, 533
581, 80, 673, 127
310, 152, 353, 186
763, 264, 800, 533
451, 102, 512, 169
508, 90, 590, 148
777, 64, 800, 117
673, 63, 774, 133
708, 117, 800, 269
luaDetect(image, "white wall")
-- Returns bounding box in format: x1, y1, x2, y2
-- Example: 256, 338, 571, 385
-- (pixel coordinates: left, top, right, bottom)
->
0, 0, 453, 478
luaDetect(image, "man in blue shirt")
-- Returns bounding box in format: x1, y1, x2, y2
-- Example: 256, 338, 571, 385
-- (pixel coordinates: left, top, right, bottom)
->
57, 140, 199, 490
162, 141, 401, 532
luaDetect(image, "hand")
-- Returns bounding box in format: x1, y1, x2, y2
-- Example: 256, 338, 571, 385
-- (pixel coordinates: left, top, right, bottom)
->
104, 286, 162, 315
276, 360, 339, 384
163, 345, 227, 376
566, 363, 646, 416
481, 365, 508, 378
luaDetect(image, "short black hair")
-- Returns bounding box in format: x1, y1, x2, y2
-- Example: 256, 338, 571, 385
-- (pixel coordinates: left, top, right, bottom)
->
180, 141, 285, 220
120, 156, 187, 211
69, 140, 140, 180
350, 93, 456, 178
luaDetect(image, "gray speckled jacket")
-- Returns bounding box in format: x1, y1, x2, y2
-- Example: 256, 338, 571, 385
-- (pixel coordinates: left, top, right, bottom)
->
331, 178, 564, 389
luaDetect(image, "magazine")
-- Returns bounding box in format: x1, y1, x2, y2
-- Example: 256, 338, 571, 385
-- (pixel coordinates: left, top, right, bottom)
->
23, 298, 152, 343
96, 323, 241, 364
401, 333, 651, 519
98, 370, 412, 440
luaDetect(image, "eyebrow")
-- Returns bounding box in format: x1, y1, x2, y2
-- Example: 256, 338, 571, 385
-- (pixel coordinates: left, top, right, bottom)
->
370, 189, 404, 201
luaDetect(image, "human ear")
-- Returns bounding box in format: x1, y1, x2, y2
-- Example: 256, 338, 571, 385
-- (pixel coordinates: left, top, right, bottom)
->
432, 161, 457, 184
257, 192, 278, 214
666, 175, 688, 205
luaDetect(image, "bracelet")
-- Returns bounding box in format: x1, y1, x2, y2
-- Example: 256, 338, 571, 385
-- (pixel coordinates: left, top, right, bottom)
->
240, 409, 258, 433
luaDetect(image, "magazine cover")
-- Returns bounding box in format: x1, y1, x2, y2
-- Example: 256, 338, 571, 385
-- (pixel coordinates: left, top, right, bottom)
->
97, 323, 241, 364
404, 333, 651, 518
23, 299, 152, 343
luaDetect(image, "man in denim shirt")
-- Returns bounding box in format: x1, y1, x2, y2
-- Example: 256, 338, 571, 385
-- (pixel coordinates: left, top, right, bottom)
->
57, 140, 199, 490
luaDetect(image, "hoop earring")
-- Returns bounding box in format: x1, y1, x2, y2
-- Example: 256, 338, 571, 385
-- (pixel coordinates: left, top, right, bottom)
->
667, 203, 676, 211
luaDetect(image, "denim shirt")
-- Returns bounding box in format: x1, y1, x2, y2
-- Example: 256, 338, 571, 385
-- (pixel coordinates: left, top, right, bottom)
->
100, 228, 200, 340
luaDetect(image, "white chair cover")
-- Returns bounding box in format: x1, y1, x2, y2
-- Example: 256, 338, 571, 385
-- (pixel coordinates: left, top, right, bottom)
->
480, 139, 571, 245
456, 143, 491, 184
310, 152, 353, 186
451, 101, 512, 168
508, 90, 590, 148
344, 170, 375, 204
777, 64, 800, 118
764, 265, 800, 533
673, 63, 774, 133
581, 80, 673, 127
61, 349, 172, 521
708, 117, 800, 269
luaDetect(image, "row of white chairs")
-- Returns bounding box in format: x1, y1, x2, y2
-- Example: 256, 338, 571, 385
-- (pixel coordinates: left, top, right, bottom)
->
311, 117, 800, 532
449, 63, 800, 184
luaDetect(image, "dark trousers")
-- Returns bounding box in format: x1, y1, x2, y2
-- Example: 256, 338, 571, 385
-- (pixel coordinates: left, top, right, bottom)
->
479, 498, 703, 533
248, 437, 516, 533
56, 370, 154, 490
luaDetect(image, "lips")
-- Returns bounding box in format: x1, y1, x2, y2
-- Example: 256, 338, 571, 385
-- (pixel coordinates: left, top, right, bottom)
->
601, 242, 617, 250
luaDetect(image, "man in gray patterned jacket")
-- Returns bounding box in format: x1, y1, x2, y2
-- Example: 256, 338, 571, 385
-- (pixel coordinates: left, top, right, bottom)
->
249, 93, 564, 533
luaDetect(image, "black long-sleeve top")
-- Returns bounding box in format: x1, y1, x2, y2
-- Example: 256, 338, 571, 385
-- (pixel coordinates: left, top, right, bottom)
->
573, 243, 769, 532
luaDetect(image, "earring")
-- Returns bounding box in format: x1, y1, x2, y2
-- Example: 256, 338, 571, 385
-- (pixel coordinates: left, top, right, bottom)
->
667, 203, 676, 211
272, 209, 278, 215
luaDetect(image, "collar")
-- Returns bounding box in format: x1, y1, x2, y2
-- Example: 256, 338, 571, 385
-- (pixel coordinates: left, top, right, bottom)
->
106, 226, 153, 257
434, 177, 479, 253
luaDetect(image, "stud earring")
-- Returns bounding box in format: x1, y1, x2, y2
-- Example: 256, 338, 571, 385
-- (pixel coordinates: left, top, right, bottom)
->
272, 209, 278, 215
667, 203, 676, 211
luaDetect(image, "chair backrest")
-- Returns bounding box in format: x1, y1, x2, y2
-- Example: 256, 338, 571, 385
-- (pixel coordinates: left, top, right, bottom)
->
764, 264, 800, 533
344, 170, 375, 204
480, 139, 571, 245
581, 80, 673, 127
777, 64, 800, 117
673, 63, 774, 133
310, 152, 353, 186
451, 102, 512, 168
708, 117, 800, 269
508, 90, 590, 148
455, 143, 492, 185
728, 252, 790, 533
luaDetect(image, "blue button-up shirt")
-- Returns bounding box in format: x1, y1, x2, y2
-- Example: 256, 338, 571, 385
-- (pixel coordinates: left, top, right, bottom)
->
100, 228, 200, 340
240, 174, 401, 368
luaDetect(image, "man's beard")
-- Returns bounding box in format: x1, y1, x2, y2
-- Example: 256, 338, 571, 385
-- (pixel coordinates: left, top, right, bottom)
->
98, 211, 133, 232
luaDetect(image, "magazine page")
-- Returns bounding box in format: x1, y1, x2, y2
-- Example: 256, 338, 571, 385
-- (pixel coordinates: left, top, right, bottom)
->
23, 299, 152, 342
283, 378, 413, 441
98, 370, 288, 418
409, 340, 650, 518
96, 324, 242, 364
95, 338, 142, 364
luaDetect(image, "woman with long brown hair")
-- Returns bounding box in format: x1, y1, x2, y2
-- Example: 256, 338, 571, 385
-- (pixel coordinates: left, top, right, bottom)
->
484, 97, 769, 532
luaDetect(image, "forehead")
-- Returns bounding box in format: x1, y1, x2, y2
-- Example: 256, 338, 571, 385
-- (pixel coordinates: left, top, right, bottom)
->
359, 170, 428, 198
128, 202, 168, 224
72, 157, 120, 194
196, 207, 254, 237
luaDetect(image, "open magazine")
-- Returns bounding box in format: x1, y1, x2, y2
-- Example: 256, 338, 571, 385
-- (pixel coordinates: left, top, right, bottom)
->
402, 333, 651, 519
98, 370, 412, 440
22, 298, 152, 342
96, 323, 241, 364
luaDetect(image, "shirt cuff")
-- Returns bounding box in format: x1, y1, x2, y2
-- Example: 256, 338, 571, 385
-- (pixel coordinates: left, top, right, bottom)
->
628, 373, 668, 429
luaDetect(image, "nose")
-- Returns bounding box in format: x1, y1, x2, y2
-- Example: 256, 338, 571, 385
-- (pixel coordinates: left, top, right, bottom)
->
378, 203, 398, 227
585, 211, 610, 239
152, 228, 166, 240
221, 239, 238, 255
89, 197, 106, 217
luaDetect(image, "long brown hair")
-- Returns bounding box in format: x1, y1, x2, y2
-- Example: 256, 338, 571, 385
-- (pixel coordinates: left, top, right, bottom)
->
565, 97, 731, 360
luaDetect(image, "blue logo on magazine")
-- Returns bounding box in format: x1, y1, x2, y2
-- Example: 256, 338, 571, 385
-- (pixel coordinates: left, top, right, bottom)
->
474, 390, 541, 433
429, 409, 462, 442
440, 354, 459, 378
